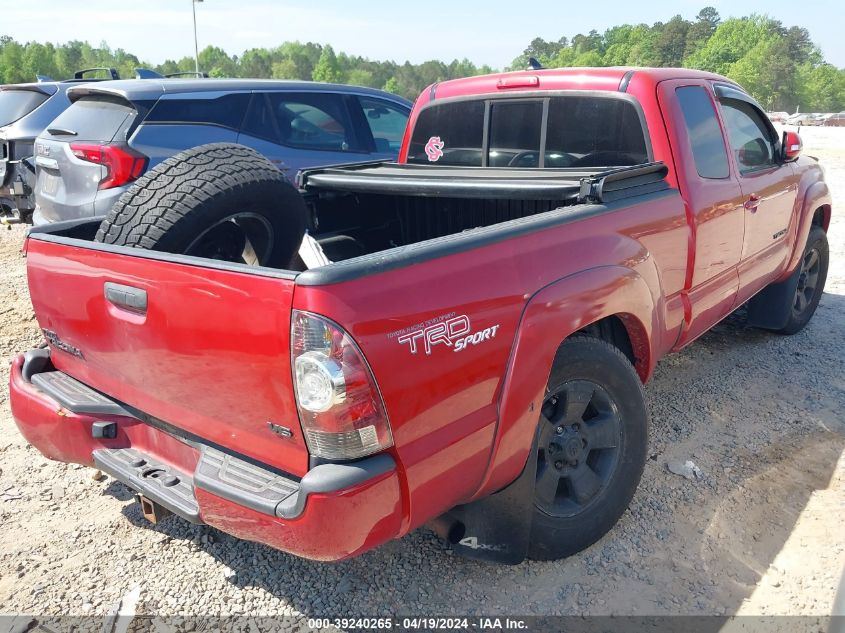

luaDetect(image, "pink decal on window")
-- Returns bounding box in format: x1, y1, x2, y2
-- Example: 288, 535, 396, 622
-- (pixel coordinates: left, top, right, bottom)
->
425, 136, 445, 162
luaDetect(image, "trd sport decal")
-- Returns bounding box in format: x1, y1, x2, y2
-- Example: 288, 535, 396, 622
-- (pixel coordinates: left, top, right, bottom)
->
389, 314, 500, 355
425, 136, 445, 162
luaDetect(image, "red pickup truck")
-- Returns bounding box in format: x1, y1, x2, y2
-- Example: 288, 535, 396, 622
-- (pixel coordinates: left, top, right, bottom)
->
10, 67, 831, 564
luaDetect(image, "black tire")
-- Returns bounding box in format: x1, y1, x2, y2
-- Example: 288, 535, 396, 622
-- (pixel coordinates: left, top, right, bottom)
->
774, 225, 829, 335
95, 143, 306, 268
0, 197, 15, 219
528, 336, 648, 561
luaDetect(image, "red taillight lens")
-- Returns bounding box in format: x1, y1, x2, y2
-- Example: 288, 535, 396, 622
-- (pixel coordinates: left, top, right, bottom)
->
70, 143, 147, 190
496, 75, 540, 89
291, 310, 393, 460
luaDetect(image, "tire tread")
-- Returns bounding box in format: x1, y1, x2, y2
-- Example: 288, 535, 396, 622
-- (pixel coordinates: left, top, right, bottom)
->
95, 143, 304, 267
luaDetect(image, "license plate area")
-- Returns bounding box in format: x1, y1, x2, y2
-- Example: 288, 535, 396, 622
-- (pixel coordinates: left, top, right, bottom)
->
42, 171, 60, 196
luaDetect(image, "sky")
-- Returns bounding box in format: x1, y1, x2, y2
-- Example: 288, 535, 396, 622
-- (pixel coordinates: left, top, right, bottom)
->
1, 0, 844, 69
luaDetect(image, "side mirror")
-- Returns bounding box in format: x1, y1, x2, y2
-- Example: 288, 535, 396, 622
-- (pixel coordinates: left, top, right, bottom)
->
782, 130, 802, 162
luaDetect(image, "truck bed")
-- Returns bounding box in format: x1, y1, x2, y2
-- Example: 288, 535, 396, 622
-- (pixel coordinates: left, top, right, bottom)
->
29, 161, 673, 286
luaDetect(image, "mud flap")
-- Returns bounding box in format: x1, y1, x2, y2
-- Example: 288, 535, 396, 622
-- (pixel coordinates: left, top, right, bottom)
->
441, 440, 537, 564
746, 261, 801, 330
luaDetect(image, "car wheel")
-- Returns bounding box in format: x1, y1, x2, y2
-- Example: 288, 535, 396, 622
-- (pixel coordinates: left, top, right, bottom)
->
95, 143, 306, 268
1, 197, 15, 220
774, 225, 829, 335
528, 335, 648, 561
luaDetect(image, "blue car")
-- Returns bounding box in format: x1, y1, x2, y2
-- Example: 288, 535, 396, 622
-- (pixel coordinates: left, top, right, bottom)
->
32, 79, 412, 225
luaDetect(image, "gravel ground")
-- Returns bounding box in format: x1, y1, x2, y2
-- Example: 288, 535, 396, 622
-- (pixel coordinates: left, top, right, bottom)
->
1, 127, 843, 622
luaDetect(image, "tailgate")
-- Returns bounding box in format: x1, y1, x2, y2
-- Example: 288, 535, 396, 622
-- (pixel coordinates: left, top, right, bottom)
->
25, 236, 309, 476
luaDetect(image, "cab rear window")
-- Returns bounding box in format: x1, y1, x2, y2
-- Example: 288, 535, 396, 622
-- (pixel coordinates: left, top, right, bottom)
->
407, 95, 649, 168
45, 97, 137, 143
407, 100, 484, 166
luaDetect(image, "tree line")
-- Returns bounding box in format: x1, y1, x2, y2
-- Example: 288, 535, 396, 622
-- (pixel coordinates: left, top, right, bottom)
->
511, 9, 844, 112
1, 7, 843, 111
0, 36, 494, 102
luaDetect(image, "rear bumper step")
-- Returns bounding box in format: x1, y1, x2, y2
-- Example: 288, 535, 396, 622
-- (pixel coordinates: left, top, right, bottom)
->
10, 355, 405, 560
31, 370, 134, 417
195, 446, 300, 517
195, 446, 395, 519
23, 366, 396, 520
93, 447, 201, 523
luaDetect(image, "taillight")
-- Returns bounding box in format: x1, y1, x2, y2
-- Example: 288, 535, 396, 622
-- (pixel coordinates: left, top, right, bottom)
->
291, 310, 393, 460
70, 143, 147, 190
496, 75, 540, 89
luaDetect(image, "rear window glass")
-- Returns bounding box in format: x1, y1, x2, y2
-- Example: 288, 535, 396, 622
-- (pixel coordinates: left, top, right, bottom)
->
407, 96, 648, 168
407, 100, 485, 166
545, 97, 648, 167
45, 97, 136, 142
488, 101, 543, 168
0, 89, 49, 126
675, 86, 730, 179
146, 93, 249, 129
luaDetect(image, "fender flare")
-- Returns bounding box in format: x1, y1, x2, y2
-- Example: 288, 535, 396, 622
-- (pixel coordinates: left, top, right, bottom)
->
777, 177, 831, 282
470, 265, 658, 500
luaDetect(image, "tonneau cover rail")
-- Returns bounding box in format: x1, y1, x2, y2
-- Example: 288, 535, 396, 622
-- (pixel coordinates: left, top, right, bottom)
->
299, 161, 668, 203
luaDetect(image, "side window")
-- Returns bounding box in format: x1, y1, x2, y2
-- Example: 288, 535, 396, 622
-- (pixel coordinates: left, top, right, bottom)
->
146, 93, 249, 129
359, 97, 409, 153
675, 86, 730, 179
266, 92, 357, 151
487, 100, 543, 167
718, 99, 778, 174
240, 94, 279, 143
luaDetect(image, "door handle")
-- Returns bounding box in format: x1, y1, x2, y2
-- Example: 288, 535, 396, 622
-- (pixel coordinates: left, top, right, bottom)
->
744, 194, 761, 212
104, 282, 147, 314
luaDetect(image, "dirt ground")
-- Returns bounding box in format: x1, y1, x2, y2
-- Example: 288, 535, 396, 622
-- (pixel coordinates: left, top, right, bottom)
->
0, 127, 843, 622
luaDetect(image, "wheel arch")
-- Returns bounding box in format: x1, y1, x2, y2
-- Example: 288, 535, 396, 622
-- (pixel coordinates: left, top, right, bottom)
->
470, 265, 659, 501
778, 178, 832, 282
813, 204, 831, 232
575, 313, 648, 378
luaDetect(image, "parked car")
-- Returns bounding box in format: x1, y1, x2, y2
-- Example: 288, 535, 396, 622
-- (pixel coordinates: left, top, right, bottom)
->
766, 111, 789, 123
31, 79, 412, 225
11, 67, 830, 563
0, 69, 123, 224
825, 112, 845, 127
786, 112, 824, 126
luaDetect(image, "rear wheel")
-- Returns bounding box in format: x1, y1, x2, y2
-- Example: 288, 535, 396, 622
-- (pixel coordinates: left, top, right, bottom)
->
95, 143, 306, 268
0, 197, 16, 221
528, 336, 648, 561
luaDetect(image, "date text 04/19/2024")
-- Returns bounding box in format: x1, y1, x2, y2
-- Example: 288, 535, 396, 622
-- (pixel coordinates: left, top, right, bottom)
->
305, 617, 529, 630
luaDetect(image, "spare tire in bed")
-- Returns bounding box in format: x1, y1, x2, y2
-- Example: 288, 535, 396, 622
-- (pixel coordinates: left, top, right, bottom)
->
95, 143, 306, 268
